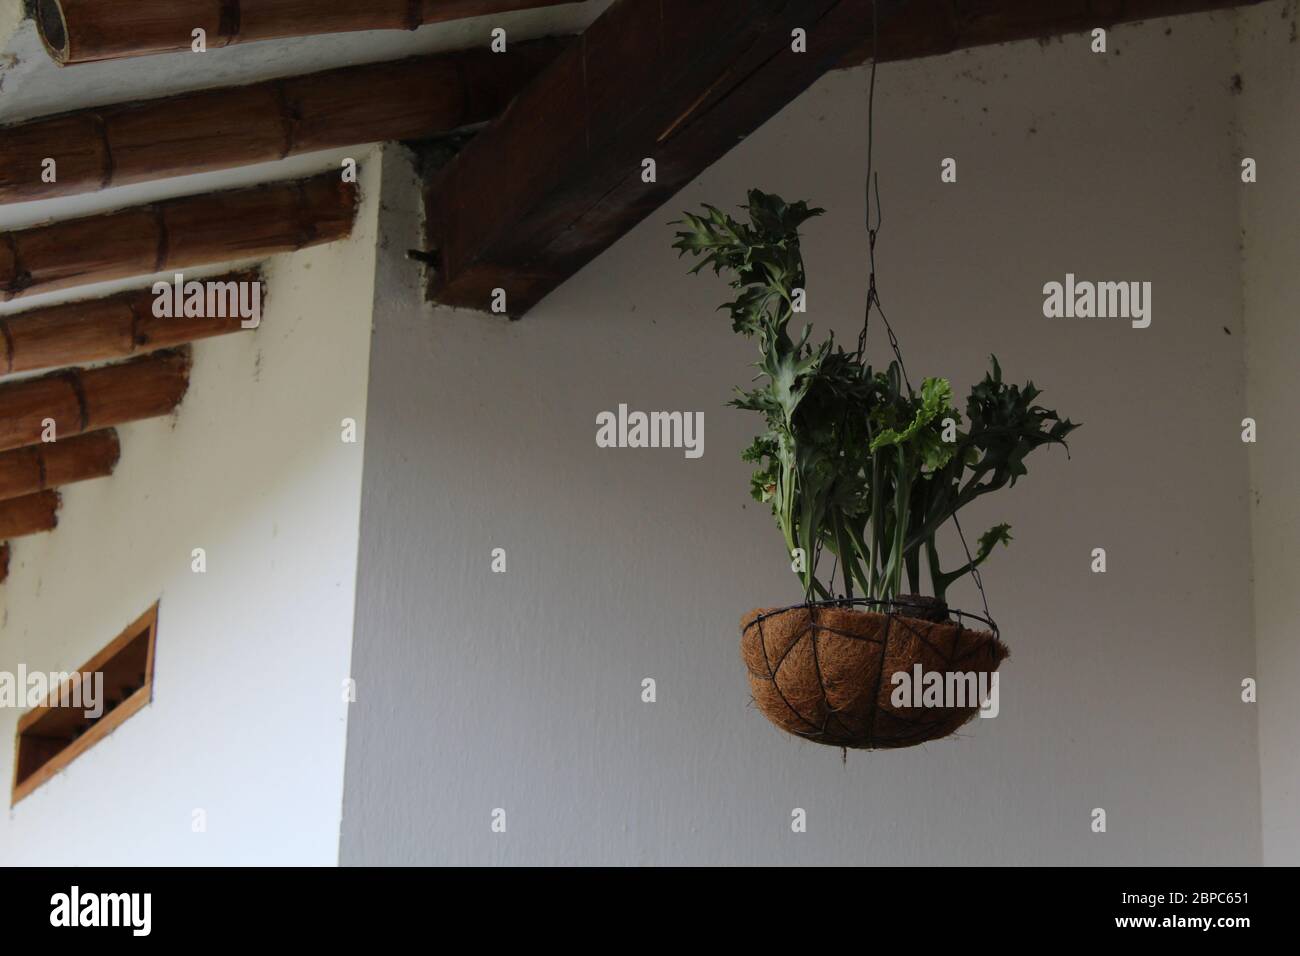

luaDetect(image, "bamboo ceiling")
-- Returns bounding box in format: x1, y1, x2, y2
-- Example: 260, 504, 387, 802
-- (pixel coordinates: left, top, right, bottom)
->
0, 0, 584, 582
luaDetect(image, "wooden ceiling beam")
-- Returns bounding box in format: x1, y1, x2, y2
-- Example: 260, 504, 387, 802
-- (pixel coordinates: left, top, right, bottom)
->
37, 0, 583, 65
0, 349, 191, 454
0, 429, 120, 502
0, 491, 61, 539
837, 0, 1265, 66
1, 174, 353, 301
424, 0, 1263, 318
0, 270, 263, 376
425, 0, 875, 316
1, 40, 562, 204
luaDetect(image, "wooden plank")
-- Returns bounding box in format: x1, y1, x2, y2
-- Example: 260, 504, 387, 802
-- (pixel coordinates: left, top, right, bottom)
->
0, 39, 564, 203
837, 0, 1266, 67
0, 350, 191, 453
16, 602, 158, 735
0, 490, 60, 538
425, 0, 880, 316
11, 687, 150, 804
425, 0, 1262, 317
38, 0, 582, 64
0, 429, 120, 501
1, 175, 353, 301
12, 602, 160, 805
0, 270, 262, 375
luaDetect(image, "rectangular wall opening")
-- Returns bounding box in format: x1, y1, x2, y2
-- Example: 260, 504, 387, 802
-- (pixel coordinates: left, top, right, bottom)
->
12, 602, 159, 805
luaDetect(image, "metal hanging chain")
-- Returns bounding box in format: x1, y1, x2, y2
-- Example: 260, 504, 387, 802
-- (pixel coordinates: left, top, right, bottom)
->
953, 513, 993, 623
855, 0, 992, 622
857, 0, 912, 396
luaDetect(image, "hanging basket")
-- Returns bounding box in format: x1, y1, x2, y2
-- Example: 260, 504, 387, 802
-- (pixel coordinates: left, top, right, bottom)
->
740, 599, 1008, 750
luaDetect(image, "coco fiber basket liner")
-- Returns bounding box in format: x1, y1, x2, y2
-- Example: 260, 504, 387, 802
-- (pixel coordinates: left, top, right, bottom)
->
741, 601, 1009, 749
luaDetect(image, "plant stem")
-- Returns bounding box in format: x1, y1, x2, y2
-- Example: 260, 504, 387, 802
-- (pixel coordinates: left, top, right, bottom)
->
926, 535, 946, 603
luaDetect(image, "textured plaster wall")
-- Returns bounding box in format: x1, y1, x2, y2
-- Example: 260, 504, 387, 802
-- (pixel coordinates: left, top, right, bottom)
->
341, 13, 1265, 866
1238, 0, 1300, 866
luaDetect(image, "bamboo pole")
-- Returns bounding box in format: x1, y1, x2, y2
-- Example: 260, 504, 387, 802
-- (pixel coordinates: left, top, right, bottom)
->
0, 270, 263, 375
0, 491, 60, 539
37, 1, 581, 64
0, 350, 191, 453
0, 39, 564, 204
0, 430, 121, 502
1, 175, 353, 301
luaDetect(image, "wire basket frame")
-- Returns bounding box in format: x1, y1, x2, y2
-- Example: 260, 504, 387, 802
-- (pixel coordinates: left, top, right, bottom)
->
744, 598, 1003, 752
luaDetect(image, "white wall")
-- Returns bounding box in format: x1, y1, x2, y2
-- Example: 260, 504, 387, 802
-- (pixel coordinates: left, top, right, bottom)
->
0, 157, 381, 865
341, 14, 1263, 866
1239, 1, 1300, 866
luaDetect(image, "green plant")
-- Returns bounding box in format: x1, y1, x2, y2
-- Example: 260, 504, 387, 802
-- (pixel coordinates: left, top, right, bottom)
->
673, 189, 1078, 605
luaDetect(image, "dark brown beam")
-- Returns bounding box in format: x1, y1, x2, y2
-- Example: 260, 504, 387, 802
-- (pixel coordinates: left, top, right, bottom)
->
0, 542, 8, 582
1, 40, 563, 204
0, 491, 60, 539
0, 430, 121, 502
0, 270, 262, 375
0, 350, 190, 454
1, 175, 353, 301
425, 0, 875, 316
37, 0, 582, 65
425, 0, 1262, 318
838, 0, 1264, 66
